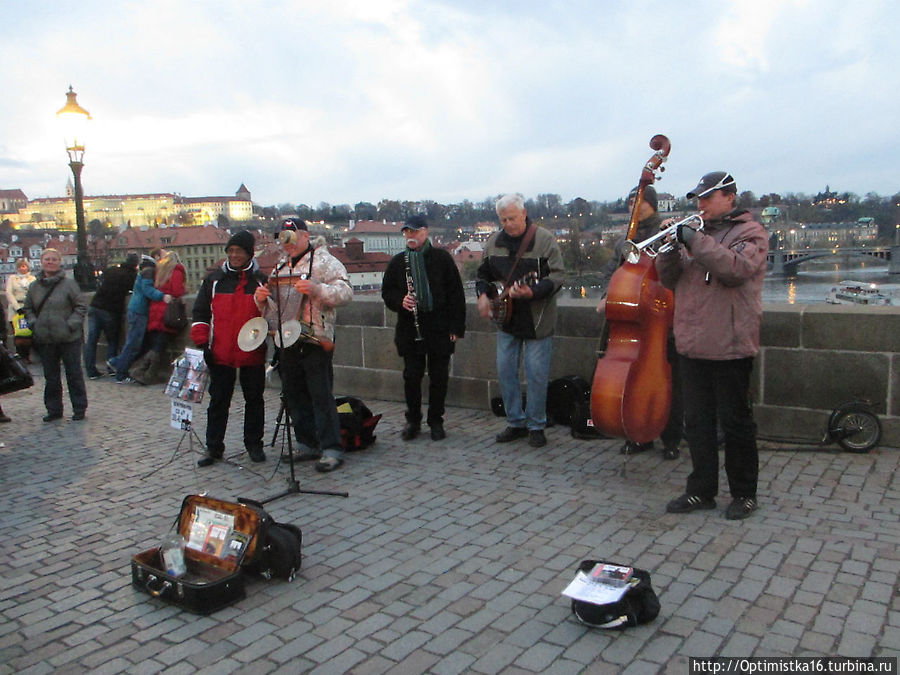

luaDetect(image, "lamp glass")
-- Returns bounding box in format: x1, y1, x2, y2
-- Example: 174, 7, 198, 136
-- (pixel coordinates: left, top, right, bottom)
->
56, 87, 91, 156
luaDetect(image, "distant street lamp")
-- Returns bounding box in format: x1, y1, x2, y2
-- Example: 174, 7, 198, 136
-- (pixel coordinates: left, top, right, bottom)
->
56, 86, 95, 290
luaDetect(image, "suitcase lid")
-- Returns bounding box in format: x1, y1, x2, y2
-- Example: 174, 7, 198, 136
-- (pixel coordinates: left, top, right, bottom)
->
176, 494, 264, 573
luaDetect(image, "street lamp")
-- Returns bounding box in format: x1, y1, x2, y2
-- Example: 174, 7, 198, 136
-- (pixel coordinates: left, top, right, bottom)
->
56, 86, 95, 290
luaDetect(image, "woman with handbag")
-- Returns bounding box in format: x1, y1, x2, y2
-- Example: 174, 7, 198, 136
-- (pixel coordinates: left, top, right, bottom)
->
132, 250, 186, 384
23, 248, 88, 421
5, 258, 36, 363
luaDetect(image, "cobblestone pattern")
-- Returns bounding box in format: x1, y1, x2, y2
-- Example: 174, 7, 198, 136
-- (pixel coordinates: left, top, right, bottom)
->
0, 375, 898, 674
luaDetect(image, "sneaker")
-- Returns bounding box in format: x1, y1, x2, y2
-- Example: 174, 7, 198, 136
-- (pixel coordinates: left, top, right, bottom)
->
528, 429, 547, 448
620, 441, 653, 455
71, 412, 86, 421
0, 413, 11, 424
315, 456, 343, 473
666, 494, 717, 514
247, 447, 266, 463
401, 423, 420, 441
662, 445, 680, 460
106, 358, 117, 371
87, 371, 103, 380
197, 455, 220, 467
725, 497, 758, 520
496, 426, 528, 443
430, 424, 446, 441
42, 413, 63, 422
115, 377, 135, 384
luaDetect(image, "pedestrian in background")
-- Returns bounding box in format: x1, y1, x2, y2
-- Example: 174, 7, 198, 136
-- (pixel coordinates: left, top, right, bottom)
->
84, 253, 138, 379
23, 248, 88, 421
132, 249, 186, 384
5, 258, 36, 363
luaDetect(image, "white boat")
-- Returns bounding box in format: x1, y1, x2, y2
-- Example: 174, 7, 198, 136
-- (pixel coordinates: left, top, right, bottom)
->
826, 280, 893, 306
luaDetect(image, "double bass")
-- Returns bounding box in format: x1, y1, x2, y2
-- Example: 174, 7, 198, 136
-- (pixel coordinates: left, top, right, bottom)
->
590, 135, 674, 443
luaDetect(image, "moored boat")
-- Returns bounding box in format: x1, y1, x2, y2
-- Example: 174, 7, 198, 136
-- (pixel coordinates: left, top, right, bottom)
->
826, 280, 893, 306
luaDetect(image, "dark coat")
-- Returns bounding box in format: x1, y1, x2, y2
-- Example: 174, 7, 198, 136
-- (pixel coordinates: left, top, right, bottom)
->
382, 245, 466, 357
90, 263, 137, 314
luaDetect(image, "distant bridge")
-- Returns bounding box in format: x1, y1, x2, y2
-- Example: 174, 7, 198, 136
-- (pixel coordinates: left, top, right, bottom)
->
768, 246, 898, 275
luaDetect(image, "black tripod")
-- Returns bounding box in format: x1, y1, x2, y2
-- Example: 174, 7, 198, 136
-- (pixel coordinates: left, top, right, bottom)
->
257, 260, 348, 505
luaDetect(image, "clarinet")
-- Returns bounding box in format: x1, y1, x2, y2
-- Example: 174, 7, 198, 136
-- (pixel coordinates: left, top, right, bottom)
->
404, 251, 425, 342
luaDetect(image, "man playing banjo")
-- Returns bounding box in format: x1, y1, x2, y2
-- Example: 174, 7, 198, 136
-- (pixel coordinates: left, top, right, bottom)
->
475, 193, 564, 448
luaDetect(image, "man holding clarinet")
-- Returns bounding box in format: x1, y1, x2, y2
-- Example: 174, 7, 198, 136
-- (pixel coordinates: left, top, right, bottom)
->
381, 215, 466, 442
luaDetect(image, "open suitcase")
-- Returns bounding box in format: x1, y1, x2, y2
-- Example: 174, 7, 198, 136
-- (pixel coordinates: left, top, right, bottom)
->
131, 494, 265, 614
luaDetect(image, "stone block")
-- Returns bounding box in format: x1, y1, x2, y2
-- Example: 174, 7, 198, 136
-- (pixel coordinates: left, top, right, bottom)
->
338, 296, 385, 327
333, 326, 362, 367
763, 348, 889, 414
801, 306, 900, 353
557, 304, 605, 338
362, 326, 399, 370
761, 305, 802, 348
452, 331, 497, 379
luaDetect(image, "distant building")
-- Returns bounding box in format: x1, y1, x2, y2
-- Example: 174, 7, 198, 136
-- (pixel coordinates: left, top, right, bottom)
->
657, 192, 677, 212
0, 189, 28, 214
341, 220, 406, 256
1, 185, 254, 230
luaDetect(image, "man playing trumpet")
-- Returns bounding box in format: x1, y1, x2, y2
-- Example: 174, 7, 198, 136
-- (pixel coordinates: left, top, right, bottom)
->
254, 219, 353, 473
192, 230, 269, 466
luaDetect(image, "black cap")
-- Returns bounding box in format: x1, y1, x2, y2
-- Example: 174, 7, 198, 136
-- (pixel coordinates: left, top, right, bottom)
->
280, 218, 308, 232
402, 214, 429, 230
226, 230, 255, 258
627, 185, 658, 212
125, 252, 139, 267
686, 171, 737, 199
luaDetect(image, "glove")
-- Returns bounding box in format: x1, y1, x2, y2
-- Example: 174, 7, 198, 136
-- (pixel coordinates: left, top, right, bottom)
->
190, 323, 210, 347
677, 222, 698, 246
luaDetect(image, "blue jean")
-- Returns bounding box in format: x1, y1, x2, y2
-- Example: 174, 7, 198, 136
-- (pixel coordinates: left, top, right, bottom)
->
496, 332, 552, 430
84, 307, 122, 376
110, 311, 148, 379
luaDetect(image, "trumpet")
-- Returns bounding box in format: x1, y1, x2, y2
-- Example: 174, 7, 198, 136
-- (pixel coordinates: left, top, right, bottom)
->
623, 213, 705, 264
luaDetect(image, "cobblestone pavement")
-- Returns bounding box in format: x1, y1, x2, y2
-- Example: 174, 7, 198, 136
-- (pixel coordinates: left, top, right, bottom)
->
1, 375, 898, 675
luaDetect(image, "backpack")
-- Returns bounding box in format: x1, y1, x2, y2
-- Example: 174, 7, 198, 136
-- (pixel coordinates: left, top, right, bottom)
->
237, 498, 303, 582
570, 559, 660, 629
335, 396, 381, 451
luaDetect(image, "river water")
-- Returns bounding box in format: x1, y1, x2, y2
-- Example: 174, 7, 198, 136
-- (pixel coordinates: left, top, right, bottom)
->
556, 262, 899, 306
762, 263, 899, 305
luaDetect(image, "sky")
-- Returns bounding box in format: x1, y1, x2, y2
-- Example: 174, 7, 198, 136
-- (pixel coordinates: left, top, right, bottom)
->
2, 0, 898, 209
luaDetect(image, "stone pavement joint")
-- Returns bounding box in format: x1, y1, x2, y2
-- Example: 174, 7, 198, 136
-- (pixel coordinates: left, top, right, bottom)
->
0, 379, 899, 673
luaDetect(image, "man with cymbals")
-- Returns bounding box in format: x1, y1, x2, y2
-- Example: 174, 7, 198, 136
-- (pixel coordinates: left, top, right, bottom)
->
192, 230, 269, 467
254, 219, 353, 473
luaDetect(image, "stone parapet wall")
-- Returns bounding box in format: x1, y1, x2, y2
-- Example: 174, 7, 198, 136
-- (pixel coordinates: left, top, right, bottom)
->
63, 293, 898, 448
332, 296, 899, 448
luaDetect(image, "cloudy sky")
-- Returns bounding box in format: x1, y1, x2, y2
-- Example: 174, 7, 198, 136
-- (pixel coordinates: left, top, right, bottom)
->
2, 0, 897, 208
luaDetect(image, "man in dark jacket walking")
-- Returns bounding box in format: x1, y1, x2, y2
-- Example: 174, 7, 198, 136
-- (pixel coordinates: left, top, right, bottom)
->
84, 253, 138, 379
382, 215, 466, 441
191, 231, 268, 466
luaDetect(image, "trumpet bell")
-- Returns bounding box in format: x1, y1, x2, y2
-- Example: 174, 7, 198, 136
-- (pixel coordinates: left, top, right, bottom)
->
237, 317, 269, 352
274, 320, 303, 348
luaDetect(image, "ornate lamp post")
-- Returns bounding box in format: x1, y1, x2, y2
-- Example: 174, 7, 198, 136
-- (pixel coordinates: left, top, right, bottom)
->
56, 86, 95, 290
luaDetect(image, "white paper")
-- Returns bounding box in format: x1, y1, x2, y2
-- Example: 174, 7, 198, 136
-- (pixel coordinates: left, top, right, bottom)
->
561, 571, 628, 604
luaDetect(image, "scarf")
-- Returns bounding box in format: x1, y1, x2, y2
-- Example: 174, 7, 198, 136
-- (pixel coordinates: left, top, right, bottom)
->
405, 240, 433, 312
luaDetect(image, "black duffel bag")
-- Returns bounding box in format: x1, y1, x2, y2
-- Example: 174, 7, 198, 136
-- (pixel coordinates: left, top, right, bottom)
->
570, 559, 660, 629
0, 342, 33, 395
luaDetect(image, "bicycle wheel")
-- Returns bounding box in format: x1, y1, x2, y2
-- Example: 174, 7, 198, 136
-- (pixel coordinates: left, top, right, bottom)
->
828, 402, 882, 453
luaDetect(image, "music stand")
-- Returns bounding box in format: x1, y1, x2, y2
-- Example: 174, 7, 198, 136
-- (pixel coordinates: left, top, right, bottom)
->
256, 258, 348, 504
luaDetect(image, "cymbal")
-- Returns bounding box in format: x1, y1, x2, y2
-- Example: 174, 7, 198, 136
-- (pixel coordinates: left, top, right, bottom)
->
274, 320, 303, 348
237, 317, 268, 352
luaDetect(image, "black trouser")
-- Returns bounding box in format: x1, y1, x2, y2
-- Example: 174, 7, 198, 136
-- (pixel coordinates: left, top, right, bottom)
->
403, 349, 451, 427
36, 340, 87, 417
280, 343, 343, 457
659, 336, 684, 449
680, 355, 758, 499
205, 362, 265, 454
